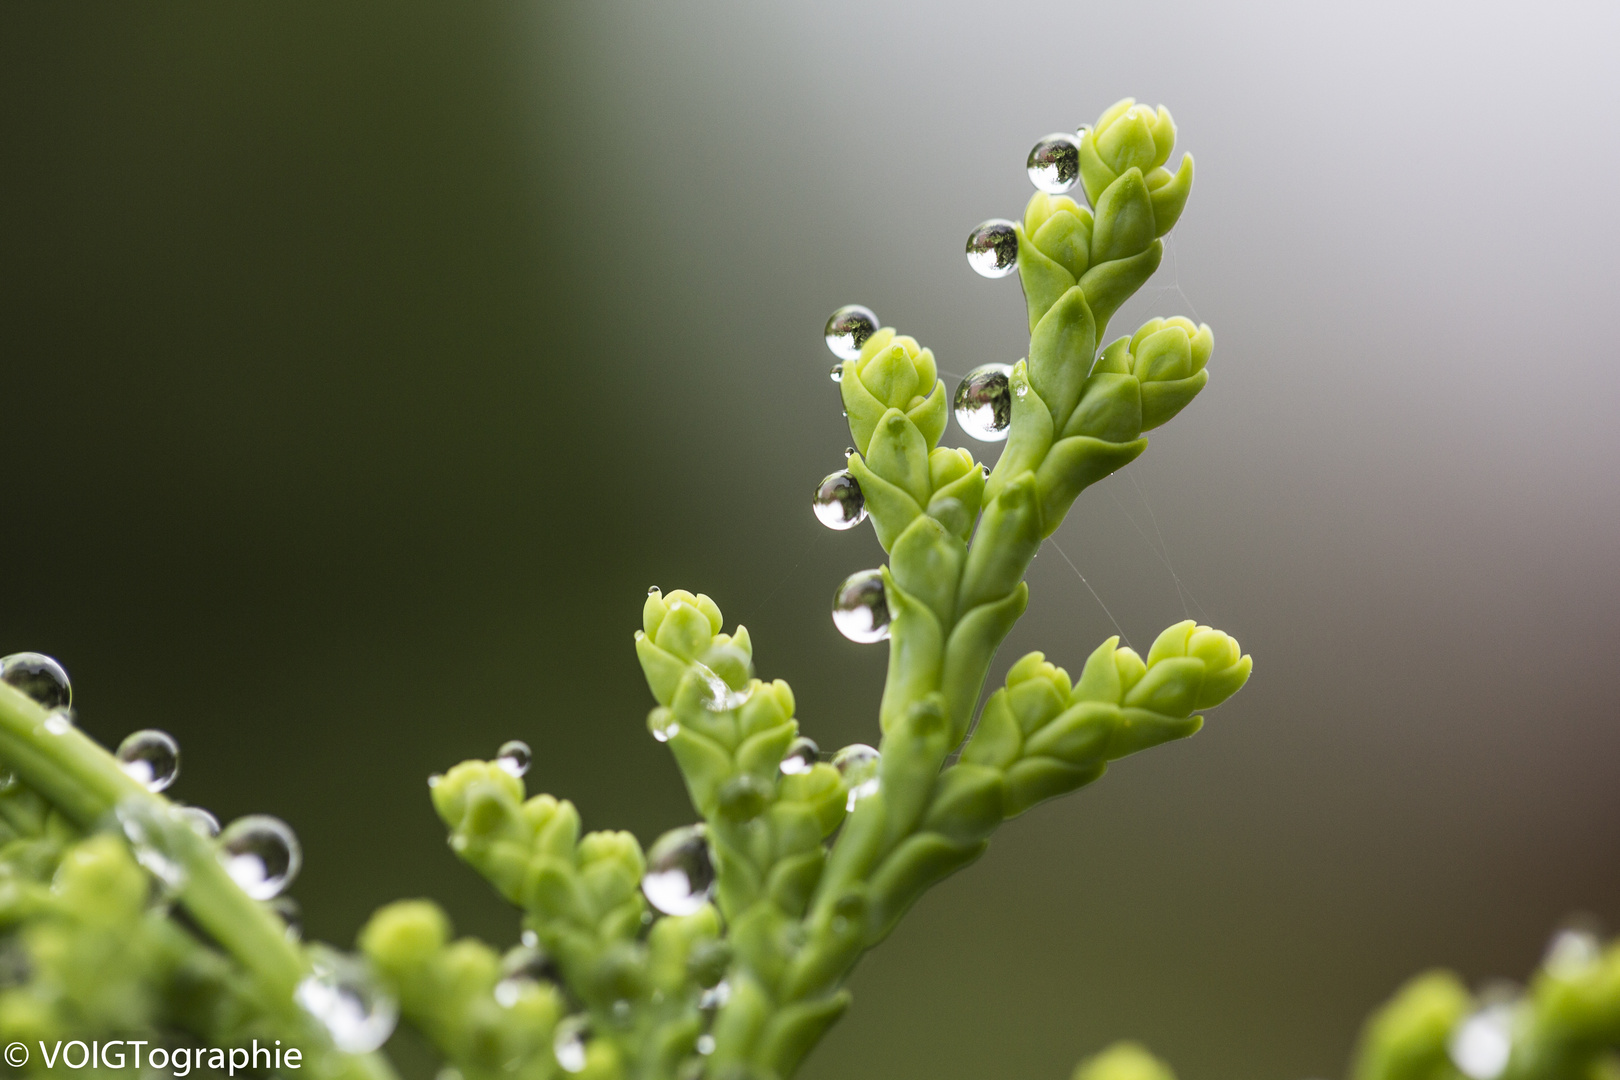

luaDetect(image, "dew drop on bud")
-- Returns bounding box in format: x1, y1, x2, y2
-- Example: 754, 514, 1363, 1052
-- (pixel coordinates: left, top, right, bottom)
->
117, 729, 180, 792
496, 740, 531, 778
829, 365, 844, 383
965, 220, 1018, 278
832, 569, 890, 643
954, 363, 1014, 442
295, 946, 399, 1054
832, 743, 881, 809
1449, 999, 1517, 1080
780, 736, 819, 776
218, 814, 302, 900
1543, 918, 1604, 978
1027, 132, 1080, 194
699, 979, 731, 1015
272, 895, 304, 942
824, 304, 880, 361
495, 944, 559, 1006
178, 805, 221, 838
641, 823, 716, 916
115, 799, 189, 890
554, 1016, 592, 1073
0, 652, 71, 711
812, 471, 867, 530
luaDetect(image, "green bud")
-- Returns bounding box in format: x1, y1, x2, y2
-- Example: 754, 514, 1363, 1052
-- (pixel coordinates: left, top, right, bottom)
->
431, 761, 524, 836
359, 899, 452, 976
1075, 1041, 1178, 1080
52, 835, 145, 923
655, 598, 719, 661
840, 329, 948, 457
1351, 971, 1471, 1080
1127, 318, 1213, 431
1081, 100, 1178, 207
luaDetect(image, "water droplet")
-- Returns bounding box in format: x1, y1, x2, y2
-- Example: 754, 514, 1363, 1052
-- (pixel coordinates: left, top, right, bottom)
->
496, 740, 531, 778
966, 220, 1018, 278
641, 824, 716, 916
699, 979, 731, 1015
779, 736, 819, 776
522, 929, 539, 948
43, 712, 72, 735
295, 947, 398, 1054
953, 364, 1014, 442
694, 663, 750, 713
832, 744, 881, 810
495, 943, 559, 1007
271, 896, 304, 942
115, 799, 189, 890
813, 471, 867, 530
829, 365, 843, 383
0, 652, 71, 710
1449, 1000, 1517, 1080
648, 585, 662, 596
554, 1016, 591, 1073
1027, 133, 1081, 194
117, 729, 180, 792
697, 1035, 716, 1056
824, 305, 880, 361
427, 773, 443, 788
177, 805, 220, 839
844, 446, 855, 459
650, 711, 681, 743
218, 814, 302, 900
1543, 919, 1604, 978
832, 570, 890, 643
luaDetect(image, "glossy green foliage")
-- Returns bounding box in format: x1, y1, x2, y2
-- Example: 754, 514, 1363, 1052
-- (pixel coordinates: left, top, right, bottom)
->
0, 96, 1259, 1080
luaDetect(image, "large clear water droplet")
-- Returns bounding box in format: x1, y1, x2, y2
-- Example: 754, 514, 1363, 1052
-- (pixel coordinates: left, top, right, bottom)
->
832, 744, 881, 810
966, 220, 1018, 278
641, 824, 716, 916
218, 814, 302, 900
295, 947, 399, 1054
813, 471, 867, 530
1449, 998, 1518, 1080
832, 569, 890, 643
1027, 133, 1080, 194
554, 1016, 591, 1074
779, 736, 819, 776
824, 305, 880, 361
0, 652, 71, 711
954, 363, 1014, 442
496, 740, 531, 778
117, 729, 180, 792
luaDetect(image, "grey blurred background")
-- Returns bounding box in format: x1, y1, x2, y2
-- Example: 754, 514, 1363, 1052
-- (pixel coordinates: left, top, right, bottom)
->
2, 2, 1617, 1078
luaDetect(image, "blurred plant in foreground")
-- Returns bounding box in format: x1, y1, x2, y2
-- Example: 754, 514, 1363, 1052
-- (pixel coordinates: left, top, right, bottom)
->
0, 97, 1287, 1080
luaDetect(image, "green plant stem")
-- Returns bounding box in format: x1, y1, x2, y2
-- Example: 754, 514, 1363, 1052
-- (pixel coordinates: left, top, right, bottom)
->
0, 683, 400, 1080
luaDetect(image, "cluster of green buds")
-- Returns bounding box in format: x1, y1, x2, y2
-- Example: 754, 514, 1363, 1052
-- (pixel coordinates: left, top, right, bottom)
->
1353, 923, 1620, 1080
0, 95, 1268, 1080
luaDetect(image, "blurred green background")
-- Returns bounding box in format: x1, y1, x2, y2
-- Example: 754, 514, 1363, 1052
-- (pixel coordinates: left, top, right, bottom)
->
2, 3, 1618, 1079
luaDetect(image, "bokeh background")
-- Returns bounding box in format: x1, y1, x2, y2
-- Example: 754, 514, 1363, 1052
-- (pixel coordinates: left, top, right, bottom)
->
2, 2, 1618, 1078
